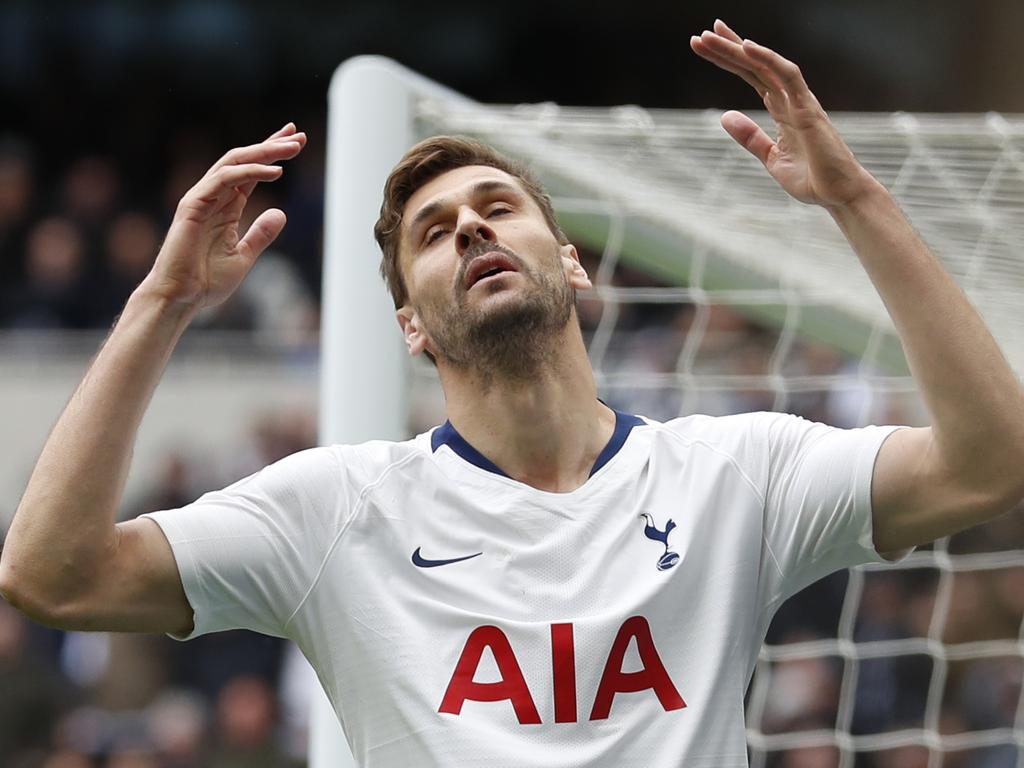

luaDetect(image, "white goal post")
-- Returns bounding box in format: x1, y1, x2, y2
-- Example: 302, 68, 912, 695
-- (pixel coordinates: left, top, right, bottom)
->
313, 56, 1024, 768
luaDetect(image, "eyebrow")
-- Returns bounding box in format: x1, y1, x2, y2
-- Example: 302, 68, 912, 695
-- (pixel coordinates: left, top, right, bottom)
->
408, 179, 524, 241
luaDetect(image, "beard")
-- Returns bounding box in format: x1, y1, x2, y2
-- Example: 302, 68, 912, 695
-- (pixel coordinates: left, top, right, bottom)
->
416, 242, 575, 383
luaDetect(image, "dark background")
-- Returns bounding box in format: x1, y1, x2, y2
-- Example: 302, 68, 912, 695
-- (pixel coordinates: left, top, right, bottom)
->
4, 0, 1022, 213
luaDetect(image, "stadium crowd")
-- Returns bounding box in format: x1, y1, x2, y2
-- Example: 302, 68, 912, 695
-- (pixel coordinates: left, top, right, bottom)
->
1, 126, 1022, 767
0, 133, 320, 339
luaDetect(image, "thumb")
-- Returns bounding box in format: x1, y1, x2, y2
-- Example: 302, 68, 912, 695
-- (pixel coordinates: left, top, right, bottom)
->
721, 110, 775, 168
238, 208, 287, 264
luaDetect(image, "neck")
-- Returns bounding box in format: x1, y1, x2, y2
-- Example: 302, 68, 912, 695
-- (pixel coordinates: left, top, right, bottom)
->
436, 322, 615, 493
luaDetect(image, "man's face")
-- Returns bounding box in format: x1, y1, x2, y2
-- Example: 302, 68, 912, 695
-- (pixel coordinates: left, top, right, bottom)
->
396, 165, 589, 374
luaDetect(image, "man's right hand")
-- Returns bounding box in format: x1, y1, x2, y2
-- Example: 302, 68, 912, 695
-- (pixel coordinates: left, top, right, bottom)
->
141, 122, 306, 311
0, 123, 305, 634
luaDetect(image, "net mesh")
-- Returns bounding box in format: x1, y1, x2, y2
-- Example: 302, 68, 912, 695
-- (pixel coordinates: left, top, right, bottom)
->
408, 101, 1024, 767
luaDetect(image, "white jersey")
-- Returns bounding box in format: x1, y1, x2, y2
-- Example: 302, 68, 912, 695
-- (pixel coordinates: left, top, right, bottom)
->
141, 410, 901, 767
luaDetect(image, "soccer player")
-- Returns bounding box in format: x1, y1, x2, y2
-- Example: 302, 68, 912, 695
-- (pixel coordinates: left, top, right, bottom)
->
3, 20, 1023, 767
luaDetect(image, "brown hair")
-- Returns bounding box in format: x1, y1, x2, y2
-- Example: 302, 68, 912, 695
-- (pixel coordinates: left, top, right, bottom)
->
374, 135, 568, 309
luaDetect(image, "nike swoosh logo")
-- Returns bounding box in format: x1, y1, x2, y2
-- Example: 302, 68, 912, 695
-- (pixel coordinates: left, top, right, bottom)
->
412, 547, 484, 568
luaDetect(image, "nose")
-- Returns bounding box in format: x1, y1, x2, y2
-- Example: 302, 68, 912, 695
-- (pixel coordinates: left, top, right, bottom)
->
454, 206, 497, 257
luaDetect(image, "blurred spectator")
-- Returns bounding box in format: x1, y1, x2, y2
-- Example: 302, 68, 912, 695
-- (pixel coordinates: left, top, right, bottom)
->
86, 211, 161, 324
0, 127, 322, 335
164, 628, 288, 705
130, 452, 201, 520
782, 340, 843, 422
60, 633, 112, 693
0, 600, 79, 760
871, 745, 931, 768
0, 136, 36, 284
852, 571, 934, 735
61, 156, 120, 235
208, 675, 302, 768
941, 566, 1023, 650
162, 152, 215, 222
106, 750, 160, 768
761, 642, 840, 734
146, 689, 208, 768
954, 657, 1021, 732
225, 408, 318, 482
968, 745, 1019, 768
53, 704, 112, 757
38, 751, 93, 768
775, 746, 839, 768
4, 216, 93, 328
278, 645, 316, 763
90, 633, 170, 711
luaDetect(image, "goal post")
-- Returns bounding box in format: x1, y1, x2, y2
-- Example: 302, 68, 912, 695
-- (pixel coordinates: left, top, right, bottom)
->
312, 55, 482, 768
315, 56, 1024, 767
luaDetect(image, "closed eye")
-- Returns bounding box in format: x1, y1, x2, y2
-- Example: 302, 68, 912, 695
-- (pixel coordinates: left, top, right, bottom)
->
425, 227, 449, 245
424, 207, 511, 246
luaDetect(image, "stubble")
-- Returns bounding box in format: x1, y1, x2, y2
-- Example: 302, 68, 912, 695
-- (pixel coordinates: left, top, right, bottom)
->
419, 242, 574, 385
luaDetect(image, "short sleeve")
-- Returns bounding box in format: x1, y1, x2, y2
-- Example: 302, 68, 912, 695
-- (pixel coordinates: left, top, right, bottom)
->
757, 412, 905, 604
140, 446, 349, 642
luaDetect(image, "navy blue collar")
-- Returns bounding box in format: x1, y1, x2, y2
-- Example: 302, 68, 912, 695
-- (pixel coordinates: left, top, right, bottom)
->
431, 407, 644, 480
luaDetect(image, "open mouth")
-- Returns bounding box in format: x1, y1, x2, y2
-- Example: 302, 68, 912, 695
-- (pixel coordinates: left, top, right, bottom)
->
476, 266, 506, 282
465, 252, 519, 289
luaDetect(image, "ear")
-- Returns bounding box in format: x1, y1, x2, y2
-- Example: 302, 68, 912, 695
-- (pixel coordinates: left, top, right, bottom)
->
560, 243, 592, 290
396, 306, 433, 357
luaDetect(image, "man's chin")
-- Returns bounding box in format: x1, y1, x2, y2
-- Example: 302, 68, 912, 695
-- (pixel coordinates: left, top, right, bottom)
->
470, 291, 549, 326
426, 276, 574, 371
460, 284, 533, 318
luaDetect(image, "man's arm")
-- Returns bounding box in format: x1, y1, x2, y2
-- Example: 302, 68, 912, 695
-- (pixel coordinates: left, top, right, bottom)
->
691, 21, 1024, 553
0, 123, 306, 633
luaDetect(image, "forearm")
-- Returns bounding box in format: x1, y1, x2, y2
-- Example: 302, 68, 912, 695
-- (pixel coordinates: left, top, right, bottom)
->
0, 284, 195, 610
829, 182, 1024, 485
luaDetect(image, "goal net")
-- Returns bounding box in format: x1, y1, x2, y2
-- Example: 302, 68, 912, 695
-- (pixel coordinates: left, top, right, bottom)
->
317, 57, 1024, 768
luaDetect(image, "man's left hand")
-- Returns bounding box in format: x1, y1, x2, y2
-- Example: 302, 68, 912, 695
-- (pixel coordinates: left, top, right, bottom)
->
691, 20, 880, 210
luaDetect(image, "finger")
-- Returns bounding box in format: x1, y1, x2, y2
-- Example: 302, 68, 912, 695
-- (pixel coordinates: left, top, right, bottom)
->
721, 110, 776, 167
236, 143, 300, 199
212, 135, 305, 174
698, 32, 788, 96
274, 129, 307, 150
233, 132, 305, 202
700, 32, 786, 97
222, 186, 252, 224
742, 40, 810, 101
185, 164, 284, 215
224, 171, 279, 221
712, 19, 742, 44
237, 208, 287, 264
266, 122, 297, 141
690, 36, 769, 97
237, 180, 260, 199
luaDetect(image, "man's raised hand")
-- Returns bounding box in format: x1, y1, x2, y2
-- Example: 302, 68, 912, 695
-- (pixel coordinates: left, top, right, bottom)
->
690, 21, 880, 209
142, 123, 306, 311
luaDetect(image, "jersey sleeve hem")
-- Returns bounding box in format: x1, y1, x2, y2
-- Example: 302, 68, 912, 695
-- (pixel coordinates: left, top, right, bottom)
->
760, 421, 913, 612
137, 510, 210, 642
856, 425, 914, 564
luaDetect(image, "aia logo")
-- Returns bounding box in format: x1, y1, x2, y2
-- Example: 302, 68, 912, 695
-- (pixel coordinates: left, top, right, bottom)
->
439, 616, 685, 724
640, 513, 679, 570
